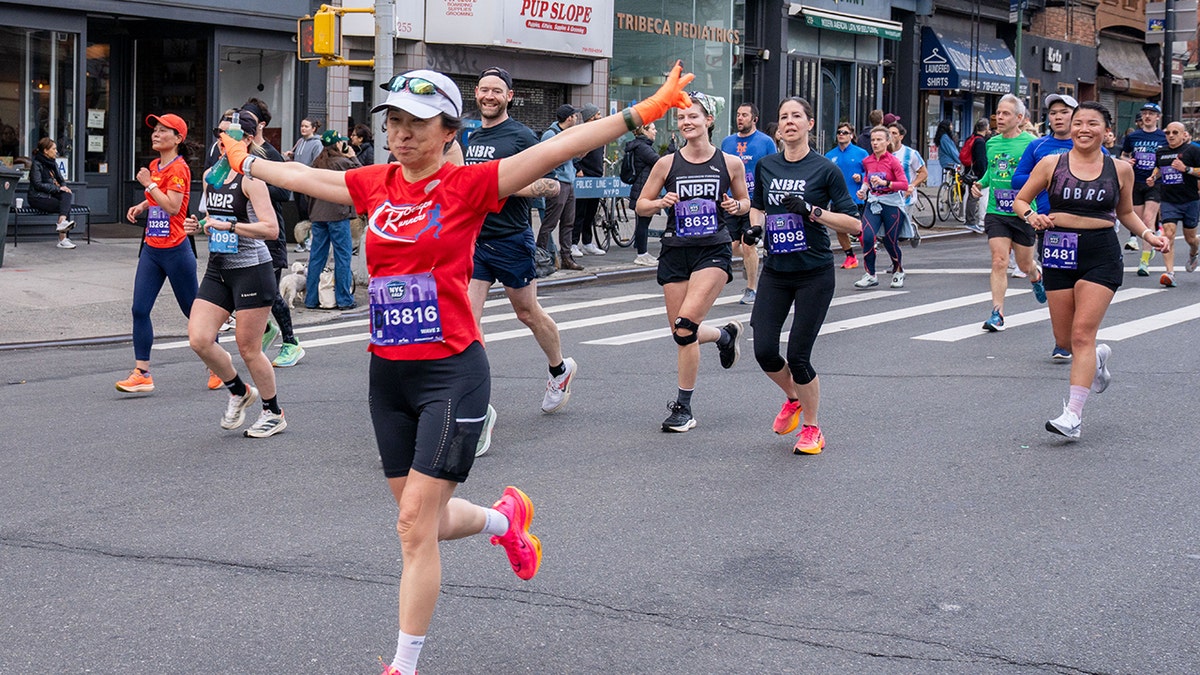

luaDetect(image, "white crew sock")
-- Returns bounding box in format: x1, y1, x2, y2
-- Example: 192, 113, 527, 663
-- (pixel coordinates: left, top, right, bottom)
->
481, 507, 510, 537
390, 631, 425, 674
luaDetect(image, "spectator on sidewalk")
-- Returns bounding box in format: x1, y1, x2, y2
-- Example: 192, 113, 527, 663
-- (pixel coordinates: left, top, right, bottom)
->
27, 137, 77, 249
571, 103, 607, 257
350, 123, 375, 166
625, 122, 661, 265
305, 130, 360, 310
538, 103, 582, 270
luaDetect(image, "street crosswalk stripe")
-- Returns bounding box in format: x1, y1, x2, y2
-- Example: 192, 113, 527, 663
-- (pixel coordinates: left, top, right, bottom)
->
912, 288, 1161, 342
484, 296, 744, 343
582, 291, 897, 346
818, 289, 1022, 335
1097, 301, 1200, 341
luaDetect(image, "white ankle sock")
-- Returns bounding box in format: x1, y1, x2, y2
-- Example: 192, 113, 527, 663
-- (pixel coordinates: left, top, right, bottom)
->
390, 631, 425, 674
481, 508, 510, 537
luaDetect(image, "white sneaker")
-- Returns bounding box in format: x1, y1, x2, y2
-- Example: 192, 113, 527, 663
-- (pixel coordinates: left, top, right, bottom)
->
890, 271, 906, 288
1092, 344, 1112, 393
633, 253, 657, 266
244, 408, 286, 438
1125, 236, 1140, 251
1011, 267, 1027, 279
582, 242, 606, 256
1046, 403, 1081, 439
219, 314, 237, 332
541, 357, 577, 413
475, 404, 497, 457
56, 238, 77, 249
56, 219, 75, 233
570, 244, 584, 258
220, 386, 259, 429
853, 273, 879, 289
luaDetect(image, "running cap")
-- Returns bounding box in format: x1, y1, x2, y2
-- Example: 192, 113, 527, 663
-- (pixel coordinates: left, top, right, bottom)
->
883, 113, 901, 125
478, 67, 513, 90
1141, 102, 1162, 113
146, 113, 188, 140
320, 129, 350, 147
1044, 93, 1078, 109
372, 70, 463, 119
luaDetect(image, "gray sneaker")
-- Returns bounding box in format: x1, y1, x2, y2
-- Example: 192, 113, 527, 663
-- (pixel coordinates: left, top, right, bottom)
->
739, 288, 756, 305
475, 404, 497, 457
221, 386, 259, 429
1092, 344, 1112, 393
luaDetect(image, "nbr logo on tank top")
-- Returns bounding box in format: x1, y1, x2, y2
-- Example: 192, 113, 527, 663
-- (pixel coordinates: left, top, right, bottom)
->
676, 176, 720, 200
766, 178, 808, 205
207, 192, 234, 210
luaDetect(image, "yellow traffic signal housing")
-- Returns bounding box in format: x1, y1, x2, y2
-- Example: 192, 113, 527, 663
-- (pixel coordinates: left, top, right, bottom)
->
313, 11, 341, 58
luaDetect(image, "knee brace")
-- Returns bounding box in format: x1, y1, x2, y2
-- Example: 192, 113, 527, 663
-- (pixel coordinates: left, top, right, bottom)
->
672, 316, 700, 345
789, 361, 818, 385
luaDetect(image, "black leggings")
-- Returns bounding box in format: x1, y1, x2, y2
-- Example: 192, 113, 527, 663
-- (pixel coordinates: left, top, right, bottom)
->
861, 202, 903, 274
750, 265, 836, 384
634, 214, 652, 254
271, 268, 296, 343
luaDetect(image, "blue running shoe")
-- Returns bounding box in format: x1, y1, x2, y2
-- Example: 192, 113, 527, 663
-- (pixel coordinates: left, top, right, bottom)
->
1031, 278, 1047, 304
982, 308, 1005, 332
1050, 346, 1072, 361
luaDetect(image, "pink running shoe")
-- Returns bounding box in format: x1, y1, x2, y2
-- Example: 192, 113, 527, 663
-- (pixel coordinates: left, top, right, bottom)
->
772, 400, 802, 435
793, 425, 825, 455
490, 486, 542, 580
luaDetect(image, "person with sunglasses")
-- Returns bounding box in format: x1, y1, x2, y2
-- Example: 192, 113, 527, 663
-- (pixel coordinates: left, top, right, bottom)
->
824, 121, 868, 269
635, 90, 751, 433
752, 97, 861, 454
1148, 121, 1200, 287
212, 64, 696, 675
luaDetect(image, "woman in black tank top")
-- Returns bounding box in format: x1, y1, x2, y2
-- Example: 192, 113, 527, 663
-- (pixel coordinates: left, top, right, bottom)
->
1013, 102, 1169, 440
635, 91, 751, 433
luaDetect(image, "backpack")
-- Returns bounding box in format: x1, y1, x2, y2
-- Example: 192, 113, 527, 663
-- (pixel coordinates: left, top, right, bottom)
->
619, 149, 638, 184
959, 135, 977, 167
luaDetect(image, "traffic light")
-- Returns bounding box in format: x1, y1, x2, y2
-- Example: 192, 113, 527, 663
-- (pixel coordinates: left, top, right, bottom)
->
297, 11, 340, 61
297, 17, 317, 61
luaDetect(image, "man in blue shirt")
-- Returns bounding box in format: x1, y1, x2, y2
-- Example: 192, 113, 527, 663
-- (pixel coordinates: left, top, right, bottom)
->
538, 103, 582, 270
721, 102, 777, 304
824, 121, 868, 269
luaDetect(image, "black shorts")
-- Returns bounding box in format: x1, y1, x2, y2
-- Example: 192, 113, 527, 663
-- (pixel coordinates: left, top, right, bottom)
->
1041, 227, 1123, 293
472, 228, 538, 289
197, 261, 277, 311
656, 243, 733, 286
723, 212, 750, 242
369, 342, 490, 482
984, 213, 1037, 247
1132, 181, 1160, 206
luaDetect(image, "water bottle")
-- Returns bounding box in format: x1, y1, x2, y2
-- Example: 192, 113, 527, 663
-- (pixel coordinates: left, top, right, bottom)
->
205, 111, 243, 188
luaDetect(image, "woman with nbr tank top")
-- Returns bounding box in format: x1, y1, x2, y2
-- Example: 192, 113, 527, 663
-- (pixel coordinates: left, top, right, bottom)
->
1014, 102, 1169, 440
635, 91, 751, 433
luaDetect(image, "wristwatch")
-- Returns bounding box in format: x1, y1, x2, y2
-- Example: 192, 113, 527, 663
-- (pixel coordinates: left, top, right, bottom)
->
811, 206, 824, 220
1021, 208, 1034, 223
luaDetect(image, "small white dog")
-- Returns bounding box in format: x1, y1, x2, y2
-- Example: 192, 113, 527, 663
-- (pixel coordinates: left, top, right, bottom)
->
278, 261, 307, 308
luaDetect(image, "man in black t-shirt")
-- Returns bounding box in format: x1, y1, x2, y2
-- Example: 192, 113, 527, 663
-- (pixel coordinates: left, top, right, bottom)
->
464, 67, 578, 442
1149, 121, 1200, 286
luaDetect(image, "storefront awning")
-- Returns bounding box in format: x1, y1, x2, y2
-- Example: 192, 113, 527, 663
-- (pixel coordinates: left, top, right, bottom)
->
1097, 39, 1161, 91
920, 26, 1028, 96
790, 5, 902, 41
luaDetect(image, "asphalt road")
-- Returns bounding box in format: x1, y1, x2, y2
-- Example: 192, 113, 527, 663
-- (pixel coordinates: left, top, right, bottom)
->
3, 235, 1199, 674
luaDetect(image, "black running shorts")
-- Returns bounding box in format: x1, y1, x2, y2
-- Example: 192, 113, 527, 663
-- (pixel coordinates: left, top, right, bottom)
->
984, 213, 1037, 248
197, 261, 277, 311
369, 342, 490, 482
1132, 181, 1160, 206
656, 243, 733, 286
1041, 226, 1123, 293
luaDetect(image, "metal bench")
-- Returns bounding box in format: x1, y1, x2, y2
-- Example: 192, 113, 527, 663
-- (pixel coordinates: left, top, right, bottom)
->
6, 205, 91, 246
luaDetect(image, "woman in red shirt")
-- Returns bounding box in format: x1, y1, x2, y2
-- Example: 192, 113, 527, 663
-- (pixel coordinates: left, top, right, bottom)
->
855, 126, 910, 289
215, 64, 694, 674
116, 114, 198, 393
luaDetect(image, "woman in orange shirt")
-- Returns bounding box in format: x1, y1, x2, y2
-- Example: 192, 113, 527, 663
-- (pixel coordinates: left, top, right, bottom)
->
116, 114, 198, 393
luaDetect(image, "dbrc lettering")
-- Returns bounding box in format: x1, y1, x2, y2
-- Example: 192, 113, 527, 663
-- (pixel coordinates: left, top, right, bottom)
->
1062, 188, 1106, 201
768, 178, 807, 192
207, 192, 234, 209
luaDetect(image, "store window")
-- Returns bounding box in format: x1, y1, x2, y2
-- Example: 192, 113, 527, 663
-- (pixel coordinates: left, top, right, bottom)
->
0, 27, 78, 179
217, 46, 296, 152
135, 38, 208, 180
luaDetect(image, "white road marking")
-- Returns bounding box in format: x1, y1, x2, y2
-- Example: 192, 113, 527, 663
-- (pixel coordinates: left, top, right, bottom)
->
1098, 301, 1200, 341
818, 290, 1023, 335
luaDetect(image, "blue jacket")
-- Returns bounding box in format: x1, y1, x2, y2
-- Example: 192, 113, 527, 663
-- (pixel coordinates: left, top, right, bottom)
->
541, 123, 574, 182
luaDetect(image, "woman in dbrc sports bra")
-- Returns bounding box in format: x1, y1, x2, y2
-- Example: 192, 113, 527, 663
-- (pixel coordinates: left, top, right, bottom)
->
1013, 101, 1170, 440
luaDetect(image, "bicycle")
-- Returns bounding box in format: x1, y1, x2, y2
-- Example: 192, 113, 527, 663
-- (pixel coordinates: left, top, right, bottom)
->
910, 189, 935, 229
594, 195, 635, 250
935, 165, 968, 224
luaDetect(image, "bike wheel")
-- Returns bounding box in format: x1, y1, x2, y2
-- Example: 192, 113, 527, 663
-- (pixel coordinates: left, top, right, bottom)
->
594, 200, 614, 251
613, 198, 635, 247
936, 183, 952, 222
949, 185, 966, 223
912, 191, 935, 229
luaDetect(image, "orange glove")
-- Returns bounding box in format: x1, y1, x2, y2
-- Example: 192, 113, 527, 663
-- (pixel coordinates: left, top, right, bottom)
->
632, 61, 695, 125
219, 132, 251, 174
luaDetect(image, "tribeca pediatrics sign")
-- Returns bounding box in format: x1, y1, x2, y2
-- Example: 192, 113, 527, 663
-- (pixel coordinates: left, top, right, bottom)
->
424, 0, 614, 58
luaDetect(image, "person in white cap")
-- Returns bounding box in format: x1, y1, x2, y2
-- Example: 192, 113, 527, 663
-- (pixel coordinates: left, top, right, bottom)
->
212, 63, 697, 675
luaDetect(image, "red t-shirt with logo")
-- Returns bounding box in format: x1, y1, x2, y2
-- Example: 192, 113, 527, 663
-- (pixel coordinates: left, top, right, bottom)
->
345, 161, 505, 361
144, 156, 192, 249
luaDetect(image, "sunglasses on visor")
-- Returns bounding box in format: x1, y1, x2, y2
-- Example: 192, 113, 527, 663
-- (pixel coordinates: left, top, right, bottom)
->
384, 74, 460, 116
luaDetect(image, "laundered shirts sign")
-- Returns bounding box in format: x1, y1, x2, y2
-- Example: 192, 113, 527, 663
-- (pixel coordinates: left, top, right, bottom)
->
424, 0, 614, 58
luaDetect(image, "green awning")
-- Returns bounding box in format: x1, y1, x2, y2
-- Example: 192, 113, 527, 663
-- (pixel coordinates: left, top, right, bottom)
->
796, 6, 903, 41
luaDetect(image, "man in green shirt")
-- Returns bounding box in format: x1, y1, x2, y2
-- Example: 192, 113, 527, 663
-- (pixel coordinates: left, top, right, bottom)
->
970, 93, 1047, 332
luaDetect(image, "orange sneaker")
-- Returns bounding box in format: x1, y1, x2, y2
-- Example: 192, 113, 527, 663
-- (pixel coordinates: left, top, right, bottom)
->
841, 254, 859, 269
207, 370, 223, 390
772, 399, 802, 435
490, 486, 542, 580
116, 369, 154, 393
793, 425, 825, 455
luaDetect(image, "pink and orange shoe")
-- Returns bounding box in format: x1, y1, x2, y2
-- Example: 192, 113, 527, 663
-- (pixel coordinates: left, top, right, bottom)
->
793, 425, 825, 455
490, 486, 542, 580
116, 369, 154, 393
772, 400, 802, 435
207, 369, 223, 391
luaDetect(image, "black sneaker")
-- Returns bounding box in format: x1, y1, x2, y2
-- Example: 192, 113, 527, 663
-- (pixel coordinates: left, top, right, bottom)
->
662, 401, 696, 433
717, 320, 742, 369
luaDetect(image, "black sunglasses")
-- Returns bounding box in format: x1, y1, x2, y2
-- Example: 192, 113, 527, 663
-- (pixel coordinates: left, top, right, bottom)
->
836, 130, 852, 135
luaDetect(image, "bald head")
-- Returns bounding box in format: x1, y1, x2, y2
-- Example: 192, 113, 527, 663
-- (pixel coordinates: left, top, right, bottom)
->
1166, 121, 1189, 147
